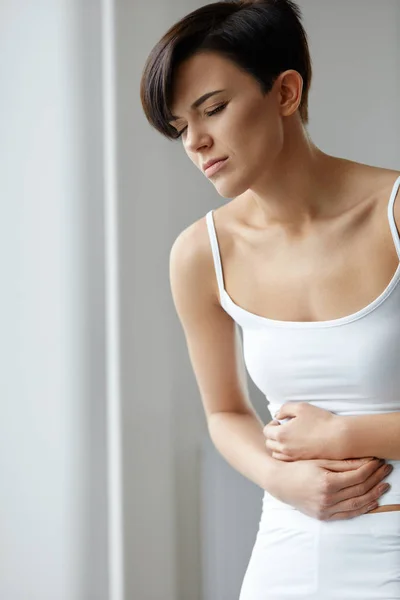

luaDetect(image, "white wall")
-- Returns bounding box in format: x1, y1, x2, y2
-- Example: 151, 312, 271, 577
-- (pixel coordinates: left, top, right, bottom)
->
1, 2, 108, 598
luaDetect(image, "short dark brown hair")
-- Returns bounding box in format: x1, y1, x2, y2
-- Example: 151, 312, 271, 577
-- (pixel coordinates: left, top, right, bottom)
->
140, 0, 312, 141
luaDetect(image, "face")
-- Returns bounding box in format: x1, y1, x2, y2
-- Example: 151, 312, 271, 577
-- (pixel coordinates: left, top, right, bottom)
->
169, 51, 300, 199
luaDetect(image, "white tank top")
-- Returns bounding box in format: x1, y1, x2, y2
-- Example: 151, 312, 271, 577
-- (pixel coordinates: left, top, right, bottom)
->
205, 175, 400, 509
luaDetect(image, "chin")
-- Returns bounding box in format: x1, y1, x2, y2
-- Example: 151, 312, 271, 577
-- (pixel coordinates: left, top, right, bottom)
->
213, 176, 250, 200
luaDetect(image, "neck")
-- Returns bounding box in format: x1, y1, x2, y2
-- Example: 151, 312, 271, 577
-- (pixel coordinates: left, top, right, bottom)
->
246, 127, 353, 230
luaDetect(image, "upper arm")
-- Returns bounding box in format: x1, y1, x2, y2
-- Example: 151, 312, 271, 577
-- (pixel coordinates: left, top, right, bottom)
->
169, 218, 254, 422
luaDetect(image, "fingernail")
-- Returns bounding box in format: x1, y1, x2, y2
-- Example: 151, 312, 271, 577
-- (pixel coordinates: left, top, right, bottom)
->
385, 465, 393, 475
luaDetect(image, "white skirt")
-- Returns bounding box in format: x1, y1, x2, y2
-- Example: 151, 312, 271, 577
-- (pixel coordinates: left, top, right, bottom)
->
239, 505, 400, 599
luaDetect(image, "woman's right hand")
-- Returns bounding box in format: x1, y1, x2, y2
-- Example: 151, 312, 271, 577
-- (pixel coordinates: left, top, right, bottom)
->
271, 456, 393, 520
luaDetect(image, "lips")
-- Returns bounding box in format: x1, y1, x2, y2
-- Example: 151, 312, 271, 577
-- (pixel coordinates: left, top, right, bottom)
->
202, 157, 228, 172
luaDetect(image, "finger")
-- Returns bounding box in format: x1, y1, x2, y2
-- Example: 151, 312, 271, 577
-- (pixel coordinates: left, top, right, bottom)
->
265, 439, 283, 453
332, 463, 391, 504
324, 471, 390, 520
274, 404, 297, 420
319, 457, 380, 473
326, 459, 386, 493
264, 427, 280, 442
263, 420, 280, 434
272, 452, 294, 462
325, 499, 380, 521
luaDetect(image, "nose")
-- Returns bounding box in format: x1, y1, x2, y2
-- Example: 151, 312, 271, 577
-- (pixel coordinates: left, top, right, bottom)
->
184, 125, 211, 154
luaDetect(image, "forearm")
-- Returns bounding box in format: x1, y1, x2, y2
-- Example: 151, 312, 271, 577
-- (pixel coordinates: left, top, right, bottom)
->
207, 411, 281, 493
338, 412, 400, 460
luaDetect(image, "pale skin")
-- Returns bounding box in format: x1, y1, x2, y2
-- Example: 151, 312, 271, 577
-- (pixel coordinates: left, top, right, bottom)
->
168, 50, 400, 519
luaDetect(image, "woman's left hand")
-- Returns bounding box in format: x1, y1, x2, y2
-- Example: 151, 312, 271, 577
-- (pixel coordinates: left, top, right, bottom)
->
263, 402, 343, 461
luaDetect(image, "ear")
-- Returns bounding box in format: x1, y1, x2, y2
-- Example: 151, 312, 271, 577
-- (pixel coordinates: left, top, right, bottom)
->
277, 69, 303, 118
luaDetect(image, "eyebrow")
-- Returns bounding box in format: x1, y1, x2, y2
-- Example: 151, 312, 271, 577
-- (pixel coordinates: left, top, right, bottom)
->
170, 89, 226, 122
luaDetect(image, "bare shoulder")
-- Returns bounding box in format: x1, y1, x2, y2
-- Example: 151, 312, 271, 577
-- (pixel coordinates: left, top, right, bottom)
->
345, 162, 400, 217
381, 168, 400, 226
361, 164, 400, 193
346, 161, 399, 192
169, 200, 240, 303
365, 165, 400, 224
169, 213, 219, 309
370, 165, 400, 191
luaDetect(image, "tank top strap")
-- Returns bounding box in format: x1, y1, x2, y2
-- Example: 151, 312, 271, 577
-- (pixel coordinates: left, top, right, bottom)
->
205, 210, 225, 304
387, 175, 400, 259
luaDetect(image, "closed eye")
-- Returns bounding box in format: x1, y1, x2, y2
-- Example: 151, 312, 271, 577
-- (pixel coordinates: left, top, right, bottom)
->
174, 103, 227, 139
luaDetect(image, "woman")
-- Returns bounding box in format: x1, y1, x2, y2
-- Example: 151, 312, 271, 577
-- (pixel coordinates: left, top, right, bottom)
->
140, 0, 400, 597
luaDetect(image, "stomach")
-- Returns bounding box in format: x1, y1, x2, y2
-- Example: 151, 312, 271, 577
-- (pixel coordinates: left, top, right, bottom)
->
369, 504, 400, 513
